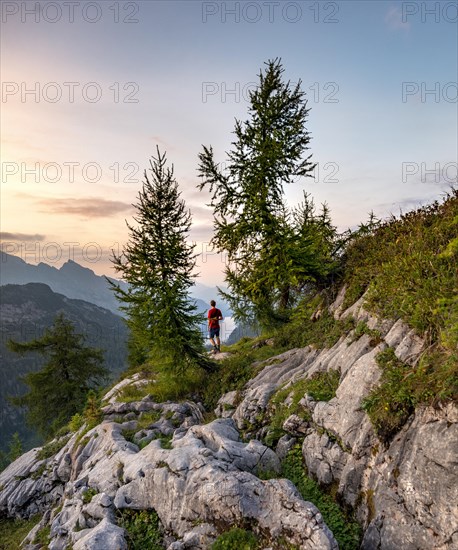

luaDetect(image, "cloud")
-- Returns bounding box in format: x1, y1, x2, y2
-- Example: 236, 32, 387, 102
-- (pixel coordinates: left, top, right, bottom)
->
189, 223, 215, 241
385, 6, 410, 31
0, 232, 46, 242
189, 204, 214, 219
36, 197, 134, 218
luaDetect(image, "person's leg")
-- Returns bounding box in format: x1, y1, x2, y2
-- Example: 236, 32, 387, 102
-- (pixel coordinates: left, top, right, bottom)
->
209, 328, 218, 352
215, 336, 221, 351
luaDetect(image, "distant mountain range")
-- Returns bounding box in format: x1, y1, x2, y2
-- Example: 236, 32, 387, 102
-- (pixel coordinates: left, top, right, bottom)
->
0, 252, 232, 318
0, 282, 129, 452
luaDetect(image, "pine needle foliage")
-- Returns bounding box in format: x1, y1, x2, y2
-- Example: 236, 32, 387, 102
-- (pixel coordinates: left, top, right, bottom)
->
110, 147, 214, 373
198, 59, 339, 329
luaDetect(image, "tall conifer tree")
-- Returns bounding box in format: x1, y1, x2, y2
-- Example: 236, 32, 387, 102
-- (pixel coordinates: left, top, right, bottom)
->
8, 313, 107, 438
198, 59, 336, 327
111, 148, 213, 372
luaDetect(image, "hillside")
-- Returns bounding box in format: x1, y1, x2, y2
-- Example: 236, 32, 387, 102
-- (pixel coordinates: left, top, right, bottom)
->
0, 283, 129, 452
0, 194, 456, 549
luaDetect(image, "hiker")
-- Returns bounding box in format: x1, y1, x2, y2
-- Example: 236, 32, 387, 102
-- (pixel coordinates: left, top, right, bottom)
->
208, 300, 223, 353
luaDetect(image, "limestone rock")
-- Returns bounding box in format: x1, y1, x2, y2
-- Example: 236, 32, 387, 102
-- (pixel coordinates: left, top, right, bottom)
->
214, 390, 238, 418
72, 518, 127, 550
1, 289, 455, 549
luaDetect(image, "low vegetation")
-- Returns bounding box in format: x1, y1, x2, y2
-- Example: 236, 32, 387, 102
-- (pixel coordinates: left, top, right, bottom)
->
202, 339, 286, 410
36, 435, 71, 461
116, 509, 163, 550
281, 445, 362, 550
265, 370, 340, 446
362, 347, 458, 444
343, 190, 457, 350
212, 527, 259, 549
0, 516, 41, 550
275, 297, 355, 350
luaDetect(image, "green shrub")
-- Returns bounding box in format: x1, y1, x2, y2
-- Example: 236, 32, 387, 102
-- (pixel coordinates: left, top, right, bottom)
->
121, 429, 137, 445
281, 445, 361, 550
212, 527, 258, 550
158, 434, 173, 449
82, 487, 98, 504
116, 509, 163, 550
361, 348, 414, 443
350, 321, 382, 346
68, 413, 84, 433
302, 370, 341, 402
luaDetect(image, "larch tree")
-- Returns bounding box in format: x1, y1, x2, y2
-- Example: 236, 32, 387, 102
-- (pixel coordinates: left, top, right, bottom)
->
198, 58, 336, 328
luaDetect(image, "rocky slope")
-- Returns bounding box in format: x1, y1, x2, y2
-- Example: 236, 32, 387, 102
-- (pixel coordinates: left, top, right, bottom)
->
0, 289, 456, 549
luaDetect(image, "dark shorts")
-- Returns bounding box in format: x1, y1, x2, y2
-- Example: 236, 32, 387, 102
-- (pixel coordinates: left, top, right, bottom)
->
209, 327, 220, 339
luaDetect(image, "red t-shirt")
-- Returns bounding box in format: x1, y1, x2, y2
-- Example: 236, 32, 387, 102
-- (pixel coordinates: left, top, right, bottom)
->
208, 307, 222, 329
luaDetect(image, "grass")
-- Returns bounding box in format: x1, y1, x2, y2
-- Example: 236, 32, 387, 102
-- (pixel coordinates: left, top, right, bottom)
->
201, 339, 286, 410
265, 370, 340, 447
158, 434, 173, 449
82, 487, 98, 504
119, 363, 207, 404
0, 516, 41, 550
274, 294, 355, 351
33, 524, 51, 547
281, 445, 361, 550
31, 463, 47, 480
137, 410, 162, 429
362, 347, 458, 444
36, 434, 71, 461
212, 527, 259, 549
342, 190, 458, 349
116, 509, 163, 550
349, 321, 383, 346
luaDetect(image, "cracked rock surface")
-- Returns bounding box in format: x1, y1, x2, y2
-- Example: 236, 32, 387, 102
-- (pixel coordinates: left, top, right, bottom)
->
0, 383, 337, 549
1, 288, 456, 549
226, 288, 458, 550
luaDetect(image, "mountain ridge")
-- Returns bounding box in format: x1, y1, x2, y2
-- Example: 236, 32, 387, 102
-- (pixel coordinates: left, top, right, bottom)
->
0, 252, 232, 318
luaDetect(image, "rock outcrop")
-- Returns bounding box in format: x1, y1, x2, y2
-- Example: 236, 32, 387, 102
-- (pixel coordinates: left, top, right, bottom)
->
1, 287, 456, 549
220, 288, 458, 549
0, 384, 337, 549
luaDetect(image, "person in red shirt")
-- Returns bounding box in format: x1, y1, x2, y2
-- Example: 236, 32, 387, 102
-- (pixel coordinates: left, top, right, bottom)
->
208, 300, 223, 353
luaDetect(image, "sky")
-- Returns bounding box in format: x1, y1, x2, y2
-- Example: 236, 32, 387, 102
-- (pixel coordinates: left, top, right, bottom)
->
1, 0, 457, 286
